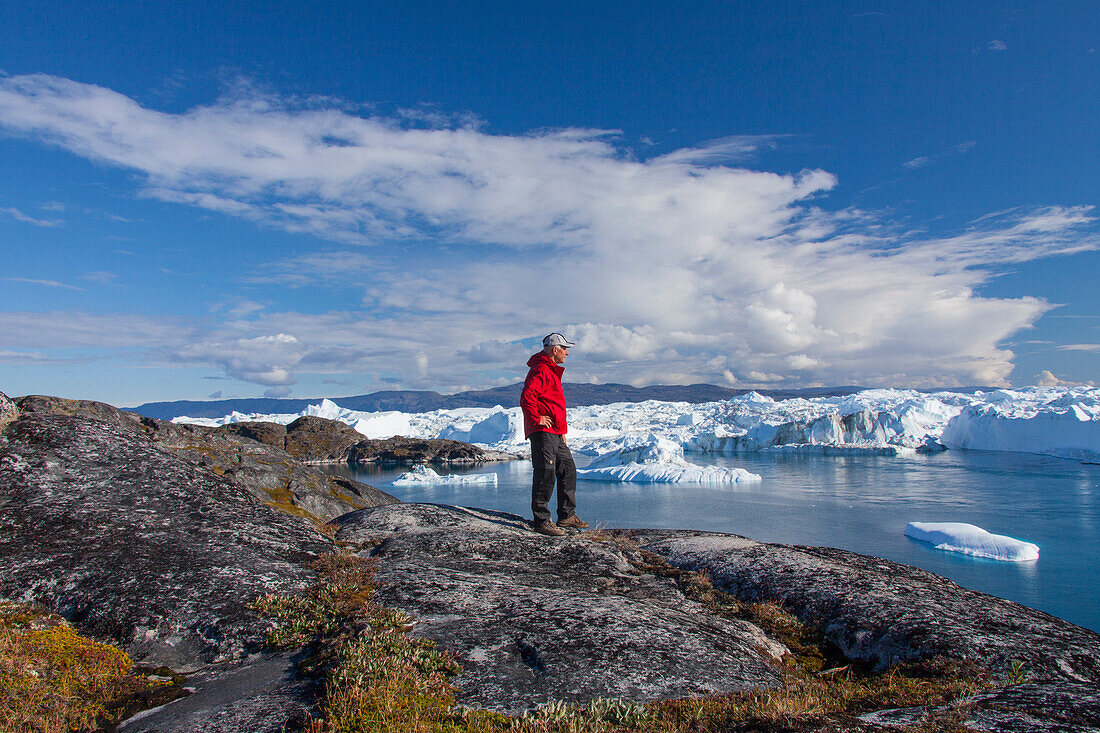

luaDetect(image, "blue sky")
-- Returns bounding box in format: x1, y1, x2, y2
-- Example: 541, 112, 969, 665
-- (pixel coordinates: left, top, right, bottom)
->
0, 1, 1097, 406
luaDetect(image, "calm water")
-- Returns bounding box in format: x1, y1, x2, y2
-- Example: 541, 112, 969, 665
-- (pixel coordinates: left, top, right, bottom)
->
327, 450, 1100, 632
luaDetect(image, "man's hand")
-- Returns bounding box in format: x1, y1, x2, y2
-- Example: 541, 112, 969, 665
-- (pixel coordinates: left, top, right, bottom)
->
537, 415, 553, 428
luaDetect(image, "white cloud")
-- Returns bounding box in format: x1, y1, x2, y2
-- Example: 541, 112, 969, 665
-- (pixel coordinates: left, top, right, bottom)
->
171, 333, 303, 386
1035, 369, 1095, 387
1058, 344, 1100, 352
903, 140, 976, 170
3, 277, 84, 291
0, 205, 63, 227
83, 270, 119, 285
0, 311, 182, 347
0, 74, 1098, 391
987, 40, 1007, 52
0, 349, 84, 365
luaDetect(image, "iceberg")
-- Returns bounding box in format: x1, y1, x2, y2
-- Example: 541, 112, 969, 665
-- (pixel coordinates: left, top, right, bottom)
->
904, 521, 1039, 562
391, 465, 499, 487
173, 385, 1100, 463
939, 388, 1100, 461
577, 436, 762, 484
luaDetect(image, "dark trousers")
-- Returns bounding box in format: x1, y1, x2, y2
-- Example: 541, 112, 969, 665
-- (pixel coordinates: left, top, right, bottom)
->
529, 431, 577, 525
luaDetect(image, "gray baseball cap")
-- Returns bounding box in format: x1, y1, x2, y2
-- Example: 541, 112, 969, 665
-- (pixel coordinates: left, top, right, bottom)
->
543, 332, 575, 348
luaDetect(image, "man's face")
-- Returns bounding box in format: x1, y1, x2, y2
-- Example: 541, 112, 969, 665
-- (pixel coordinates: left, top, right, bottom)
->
551, 345, 569, 364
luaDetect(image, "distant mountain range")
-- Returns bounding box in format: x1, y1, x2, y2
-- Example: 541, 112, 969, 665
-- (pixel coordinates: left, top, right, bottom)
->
129, 383, 995, 420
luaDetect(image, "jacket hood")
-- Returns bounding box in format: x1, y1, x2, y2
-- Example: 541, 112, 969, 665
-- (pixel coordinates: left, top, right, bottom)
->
527, 351, 564, 375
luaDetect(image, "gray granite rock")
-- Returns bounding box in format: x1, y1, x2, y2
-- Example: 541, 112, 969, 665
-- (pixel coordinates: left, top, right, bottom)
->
15, 395, 398, 521
0, 407, 332, 671
860, 681, 1100, 732
334, 503, 787, 714
639, 531, 1100, 684
118, 653, 315, 733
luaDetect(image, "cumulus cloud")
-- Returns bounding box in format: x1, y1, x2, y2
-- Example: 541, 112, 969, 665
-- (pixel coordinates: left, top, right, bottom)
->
170, 333, 303, 386
1035, 369, 1095, 387
0, 74, 1098, 391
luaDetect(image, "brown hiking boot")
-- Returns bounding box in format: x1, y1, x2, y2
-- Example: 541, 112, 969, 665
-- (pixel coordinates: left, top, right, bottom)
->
532, 521, 565, 537
557, 515, 589, 529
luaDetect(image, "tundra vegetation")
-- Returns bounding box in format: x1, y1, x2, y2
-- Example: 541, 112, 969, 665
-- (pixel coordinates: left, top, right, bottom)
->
0, 602, 180, 733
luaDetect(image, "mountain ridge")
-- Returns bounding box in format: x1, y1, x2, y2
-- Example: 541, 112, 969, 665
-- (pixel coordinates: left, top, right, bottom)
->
128, 383, 996, 420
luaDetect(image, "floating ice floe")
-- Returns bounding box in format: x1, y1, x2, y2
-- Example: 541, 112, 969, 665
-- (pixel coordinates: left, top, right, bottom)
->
174, 386, 1100, 462
577, 436, 762, 484
904, 521, 1039, 562
391, 465, 498, 487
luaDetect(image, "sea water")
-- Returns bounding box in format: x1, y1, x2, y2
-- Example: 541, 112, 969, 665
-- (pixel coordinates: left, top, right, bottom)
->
327, 450, 1100, 632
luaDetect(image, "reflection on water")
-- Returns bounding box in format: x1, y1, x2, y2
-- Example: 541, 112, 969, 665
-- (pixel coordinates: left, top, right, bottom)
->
325, 450, 1100, 632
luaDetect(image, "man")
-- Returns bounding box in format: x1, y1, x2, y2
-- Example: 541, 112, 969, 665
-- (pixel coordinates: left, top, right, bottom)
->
520, 333, 589, 536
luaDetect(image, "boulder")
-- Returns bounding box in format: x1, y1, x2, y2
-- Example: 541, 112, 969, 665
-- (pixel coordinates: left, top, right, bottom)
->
640, 531, 1100, 684
334, 504, 786, 713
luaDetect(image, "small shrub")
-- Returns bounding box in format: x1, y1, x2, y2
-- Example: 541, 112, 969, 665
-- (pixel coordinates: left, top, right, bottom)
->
0, 602, 170, 733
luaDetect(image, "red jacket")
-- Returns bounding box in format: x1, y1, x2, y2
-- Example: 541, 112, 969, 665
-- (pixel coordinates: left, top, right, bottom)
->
520, 352, 568, 438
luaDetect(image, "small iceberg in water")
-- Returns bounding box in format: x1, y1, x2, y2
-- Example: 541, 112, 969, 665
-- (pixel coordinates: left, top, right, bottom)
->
392, 465, 498, 487
577, 435, 762, 484
904, 521, 1039, 562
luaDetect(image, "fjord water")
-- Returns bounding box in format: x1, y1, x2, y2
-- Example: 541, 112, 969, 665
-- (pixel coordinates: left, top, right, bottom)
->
329, 450, 1100, 632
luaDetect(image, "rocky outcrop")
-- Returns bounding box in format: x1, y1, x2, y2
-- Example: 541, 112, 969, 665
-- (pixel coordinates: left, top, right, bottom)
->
859, 680, 1100, 732
638, 531, 1100, 684
347, 435, 514, 463
217, 414, 516, 464
16, 395, 397, 521
334, 504, 785, 713
0, 405, 333, 671
329, 506, 1100, 728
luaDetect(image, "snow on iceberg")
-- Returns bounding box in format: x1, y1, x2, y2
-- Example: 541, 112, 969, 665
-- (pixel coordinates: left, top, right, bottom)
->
577, 435, 762, 484
904, 521, 1039, 562
172, 385, 1100, 462
391, 465, 498, 487
939, 387, 1100, 461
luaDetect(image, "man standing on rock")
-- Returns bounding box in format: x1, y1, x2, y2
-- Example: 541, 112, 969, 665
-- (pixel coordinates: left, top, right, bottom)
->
520, 333, 588, 536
